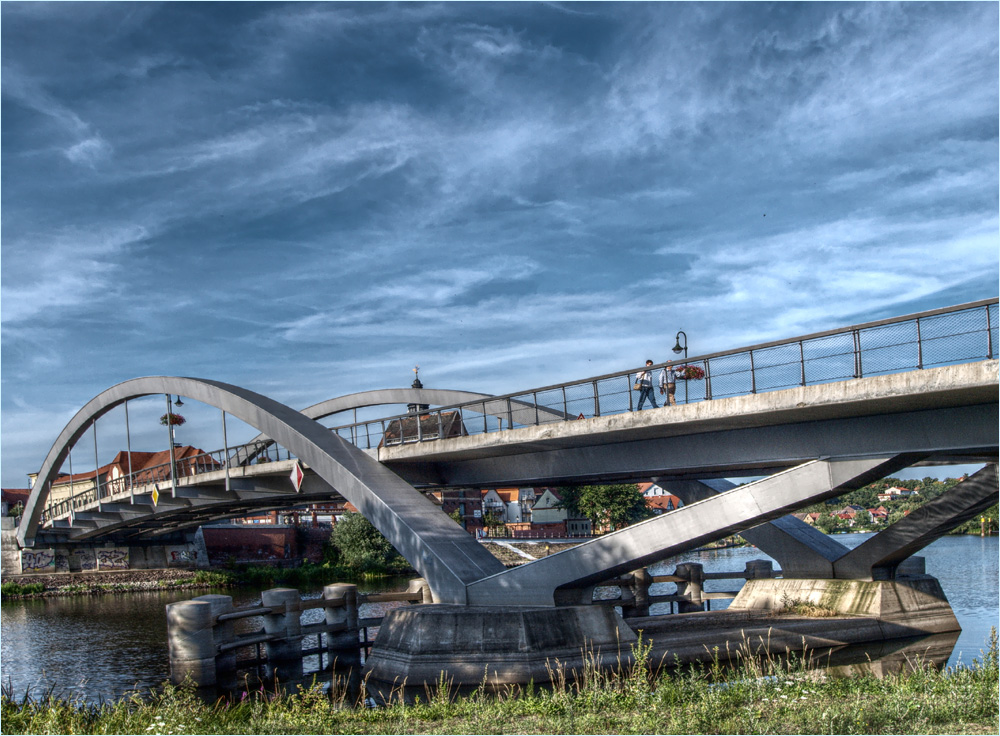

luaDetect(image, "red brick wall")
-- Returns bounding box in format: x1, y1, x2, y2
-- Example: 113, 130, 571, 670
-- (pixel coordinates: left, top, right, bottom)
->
202, 526, 297, 562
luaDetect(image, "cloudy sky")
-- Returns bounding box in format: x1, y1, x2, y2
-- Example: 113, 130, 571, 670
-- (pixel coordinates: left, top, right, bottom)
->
2, 2, 997, 488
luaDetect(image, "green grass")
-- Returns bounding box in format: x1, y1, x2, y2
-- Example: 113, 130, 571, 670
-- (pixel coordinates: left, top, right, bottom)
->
0, 582, 45, 598
2, 631, 997, 735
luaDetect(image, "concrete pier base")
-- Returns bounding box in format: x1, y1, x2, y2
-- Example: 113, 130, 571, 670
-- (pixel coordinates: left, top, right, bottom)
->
728, 575, 961, 634
363, 604, 637, 697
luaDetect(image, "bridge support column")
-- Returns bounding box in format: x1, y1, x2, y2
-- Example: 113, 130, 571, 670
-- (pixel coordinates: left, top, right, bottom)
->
261, 588, 304, 681
729, 576, 961, 635
363, 604, 637, 702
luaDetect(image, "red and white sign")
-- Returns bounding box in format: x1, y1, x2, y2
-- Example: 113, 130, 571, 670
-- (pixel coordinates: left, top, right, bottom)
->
289, 462, 304, 492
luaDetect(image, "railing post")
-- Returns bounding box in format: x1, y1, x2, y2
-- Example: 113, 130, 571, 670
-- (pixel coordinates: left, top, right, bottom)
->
916, 317, 924, 369
627, 568, 651, 617
626, 374, 634, 411
436, 411, 443, 441
166, 599, 218, 687
533, 392, 540, 426
261, 588, 304, 680
561, 386, 568, 419
987, 305, 994, 359
323, 584, 360, 671
853, 329, 863, 378
749, 351, 757, 394
799, 341, 806, 386
506, 398, 514, 431
593, 380, 601, 417
674, 562, 705, 613
195, 594, 237, 689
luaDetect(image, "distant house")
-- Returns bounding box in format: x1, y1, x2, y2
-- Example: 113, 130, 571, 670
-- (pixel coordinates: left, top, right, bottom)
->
867, 506, 890, 524
645, 494, 682, 515
531, 488, 592, 537
29, 446, 219, 506
482, 487, 537, 523
1, 488, 31, 517
877, 486, 919, 503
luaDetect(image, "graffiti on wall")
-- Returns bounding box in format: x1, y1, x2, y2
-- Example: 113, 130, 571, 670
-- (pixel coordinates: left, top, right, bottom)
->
96, 547, 129, 570
72, 548, 97, 571
20, 548, 55, 573
54, 552, 70, 572
166, 546, 198, 565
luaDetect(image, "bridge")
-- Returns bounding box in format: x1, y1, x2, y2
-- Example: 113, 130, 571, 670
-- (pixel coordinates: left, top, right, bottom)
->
11, 299, 999, 608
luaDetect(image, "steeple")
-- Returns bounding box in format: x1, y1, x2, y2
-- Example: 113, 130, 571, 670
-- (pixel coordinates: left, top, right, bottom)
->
408, 365, 429, 415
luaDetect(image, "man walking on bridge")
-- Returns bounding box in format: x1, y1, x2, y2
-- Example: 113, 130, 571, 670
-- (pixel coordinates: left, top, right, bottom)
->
659, 364, 678, 406
635, 360, 658, 410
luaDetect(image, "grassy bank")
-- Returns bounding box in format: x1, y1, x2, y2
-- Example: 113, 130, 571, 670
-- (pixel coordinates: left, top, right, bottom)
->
3, 633, 997, 735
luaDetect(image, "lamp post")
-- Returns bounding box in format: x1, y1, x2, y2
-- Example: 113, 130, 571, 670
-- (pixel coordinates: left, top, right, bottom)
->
672, 330, 688, 404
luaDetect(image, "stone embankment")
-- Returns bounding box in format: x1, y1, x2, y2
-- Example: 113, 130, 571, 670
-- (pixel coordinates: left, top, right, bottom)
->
3, 568, 210, 597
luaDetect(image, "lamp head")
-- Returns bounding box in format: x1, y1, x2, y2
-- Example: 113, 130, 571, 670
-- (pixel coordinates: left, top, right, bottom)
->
173, 396, 184, 407
672, 339, 683, 354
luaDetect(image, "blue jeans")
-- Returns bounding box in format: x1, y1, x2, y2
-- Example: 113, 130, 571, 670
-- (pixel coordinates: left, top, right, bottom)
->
636, 386, 658, 409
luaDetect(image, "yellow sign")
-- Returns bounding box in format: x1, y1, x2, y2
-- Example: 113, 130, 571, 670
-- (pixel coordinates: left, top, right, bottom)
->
152, 486, 160, 507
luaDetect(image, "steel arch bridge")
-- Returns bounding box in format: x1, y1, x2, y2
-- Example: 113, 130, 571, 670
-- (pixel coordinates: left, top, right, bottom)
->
14, 299, 999, 605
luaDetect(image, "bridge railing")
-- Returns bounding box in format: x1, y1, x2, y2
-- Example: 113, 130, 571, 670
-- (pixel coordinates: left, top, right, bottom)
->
40, 441, 298, 525
332, 298, 998, 449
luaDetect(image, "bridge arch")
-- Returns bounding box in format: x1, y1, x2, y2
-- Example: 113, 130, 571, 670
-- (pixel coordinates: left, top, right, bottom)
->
18, 376, 504, 602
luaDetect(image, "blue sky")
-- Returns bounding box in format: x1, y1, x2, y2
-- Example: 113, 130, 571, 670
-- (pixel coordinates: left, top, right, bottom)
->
2, 2, 997, 489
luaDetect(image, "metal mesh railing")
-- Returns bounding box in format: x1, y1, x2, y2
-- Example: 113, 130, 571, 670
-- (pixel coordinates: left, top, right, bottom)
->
332, 299, 998, 450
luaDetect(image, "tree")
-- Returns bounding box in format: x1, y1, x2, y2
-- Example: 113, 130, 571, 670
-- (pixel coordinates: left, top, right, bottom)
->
328, 513, 404, 572
557, 483, 651, 532
482, 510, 505, 536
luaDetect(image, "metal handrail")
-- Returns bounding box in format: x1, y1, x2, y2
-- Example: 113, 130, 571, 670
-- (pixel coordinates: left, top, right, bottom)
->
334, 298, 998, 448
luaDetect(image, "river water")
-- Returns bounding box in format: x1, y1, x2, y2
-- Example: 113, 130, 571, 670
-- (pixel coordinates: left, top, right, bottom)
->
1, 534, 996, 703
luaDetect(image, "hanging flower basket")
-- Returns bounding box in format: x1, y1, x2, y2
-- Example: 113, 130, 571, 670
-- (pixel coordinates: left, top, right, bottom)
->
159, 412, 186, 426
676, 365, 705, 380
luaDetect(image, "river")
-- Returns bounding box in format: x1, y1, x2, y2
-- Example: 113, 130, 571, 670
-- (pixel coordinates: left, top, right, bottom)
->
1, 534, 996, 703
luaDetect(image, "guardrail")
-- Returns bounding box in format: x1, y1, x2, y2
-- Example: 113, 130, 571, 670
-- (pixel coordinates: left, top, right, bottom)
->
166, 579, 433, 689
598, 560, 779, 616
328, 298, 998, 449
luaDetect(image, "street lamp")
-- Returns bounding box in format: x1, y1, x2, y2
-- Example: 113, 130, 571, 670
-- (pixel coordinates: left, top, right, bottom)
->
173, 396, 184, 407
672, 331, 688, 404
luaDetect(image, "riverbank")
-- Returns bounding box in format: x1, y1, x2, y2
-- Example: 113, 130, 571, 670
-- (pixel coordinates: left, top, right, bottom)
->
2, 634, 997, 735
